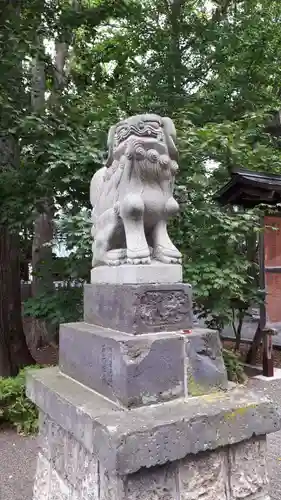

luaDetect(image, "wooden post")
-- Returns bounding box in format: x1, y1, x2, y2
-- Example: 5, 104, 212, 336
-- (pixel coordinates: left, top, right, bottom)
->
262, 330, 274, 377
259, 217, 273, 377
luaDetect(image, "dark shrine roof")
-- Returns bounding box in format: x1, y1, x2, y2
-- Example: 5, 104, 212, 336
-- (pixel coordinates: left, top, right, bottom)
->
214, 168, 281, 208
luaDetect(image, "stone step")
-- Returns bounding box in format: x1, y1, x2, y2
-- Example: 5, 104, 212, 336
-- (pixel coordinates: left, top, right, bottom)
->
26, 366, 281, 476
59, 322, 228, 408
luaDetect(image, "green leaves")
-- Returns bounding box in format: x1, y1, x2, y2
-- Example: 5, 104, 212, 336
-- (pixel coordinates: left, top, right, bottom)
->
0, 366, 43, 434
222, 349, 247, 383
167, 114, 266, 335
1, 0, 281, 347
24, 287, 83, 326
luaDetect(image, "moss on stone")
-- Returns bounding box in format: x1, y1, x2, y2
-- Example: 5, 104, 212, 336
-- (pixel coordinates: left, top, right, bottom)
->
187, 372, 226, 398
187, 374, 218, 397
200, 392, 226, 402
224, 403, 258, 420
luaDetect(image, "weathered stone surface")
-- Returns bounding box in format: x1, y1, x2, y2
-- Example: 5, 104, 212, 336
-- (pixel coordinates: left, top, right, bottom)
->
91, 262, 182, 284
179, 449, 227, 500
26, 367, 281, 475
49, 468, 71, 500
38, 411, 51, 460
34, 412, 272, 500
229, 436, 269, 499
84, 283, 192, 334
38, 415, 99, 499
185, 328, 228, 395
99, 465, 125, 500
33, 452, 50, 500
26, 366, 122, 469
70, 491, 80, 500
126, 464, 178, 500
50, 419, 66, 477
59, 322, 185, 407
80, 455, 99, 500
65, 433, 79, 485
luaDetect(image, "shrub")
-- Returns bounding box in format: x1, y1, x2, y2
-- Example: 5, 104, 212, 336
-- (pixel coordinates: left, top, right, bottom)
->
0, 365, 43, 434
222, 348, 247, 384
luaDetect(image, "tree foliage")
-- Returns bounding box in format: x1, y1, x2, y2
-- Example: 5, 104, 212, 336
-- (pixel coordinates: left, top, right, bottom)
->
2, 0, 281, 372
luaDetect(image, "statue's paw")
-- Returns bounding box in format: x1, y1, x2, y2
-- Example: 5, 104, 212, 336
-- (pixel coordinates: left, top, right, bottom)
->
141, 256, 151, 264
154, 245, 182, 264
127, 256, 151, 265
127, 247, 151, 264
107, 259, 124, 266
155, 254, 174, 264
170, 257, 182, 264
104, 249, 126, 266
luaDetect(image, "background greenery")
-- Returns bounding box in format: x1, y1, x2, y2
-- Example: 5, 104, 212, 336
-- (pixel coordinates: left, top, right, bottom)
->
1, 0, 281, 376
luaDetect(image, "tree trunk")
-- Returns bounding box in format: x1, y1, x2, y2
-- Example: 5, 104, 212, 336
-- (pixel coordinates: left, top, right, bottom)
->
0, 225, 35, 377
246, 322, 263, 365
232, 308, 245, 351
31, 36, 52, 300
166, 0, 185, 115
30, 37, 70, 348
32, 205, 54, 297
30, 36, 55, 348
31, 37, 70, 299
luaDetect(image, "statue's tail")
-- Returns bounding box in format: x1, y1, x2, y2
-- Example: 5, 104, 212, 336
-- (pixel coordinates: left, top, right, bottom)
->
90, 167, 107, 237
90, 167, 107, 210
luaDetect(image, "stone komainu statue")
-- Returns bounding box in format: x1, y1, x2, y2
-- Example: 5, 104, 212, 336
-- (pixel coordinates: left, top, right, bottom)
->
90, 114, 182, 266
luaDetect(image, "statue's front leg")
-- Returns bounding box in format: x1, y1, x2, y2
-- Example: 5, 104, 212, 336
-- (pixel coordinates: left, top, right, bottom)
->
153, 197, 182, 264
120, 194, 150, 264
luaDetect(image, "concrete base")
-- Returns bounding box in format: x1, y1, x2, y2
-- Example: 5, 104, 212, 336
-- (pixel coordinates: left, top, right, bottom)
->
27, 367, 277, 500
91, 262, 183, 284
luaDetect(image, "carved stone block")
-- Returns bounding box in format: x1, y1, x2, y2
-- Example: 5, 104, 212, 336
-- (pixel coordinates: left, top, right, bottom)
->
99, 466, 125, 500
29, 368, 279, 500
228, 436, 269, 499
33, 412, 272, 500
49, 468, 71, 500
59, 322, 185, 407
33, 452, 50, 500
84, 283, 192, 334
125, 464, 178, 500
27, 367, 281, 476
179, 449, 227, 500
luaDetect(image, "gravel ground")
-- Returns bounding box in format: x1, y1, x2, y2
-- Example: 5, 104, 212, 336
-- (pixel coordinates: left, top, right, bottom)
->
1, 376, 281, 500
0, 429, 38, 500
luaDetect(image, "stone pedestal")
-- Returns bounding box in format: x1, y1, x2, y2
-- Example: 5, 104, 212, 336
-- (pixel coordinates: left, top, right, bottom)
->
84, 282, 192, 334
27, 271, 281, 500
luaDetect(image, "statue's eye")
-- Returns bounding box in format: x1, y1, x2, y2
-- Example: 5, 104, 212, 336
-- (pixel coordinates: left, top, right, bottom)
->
150, 122, 160, 129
